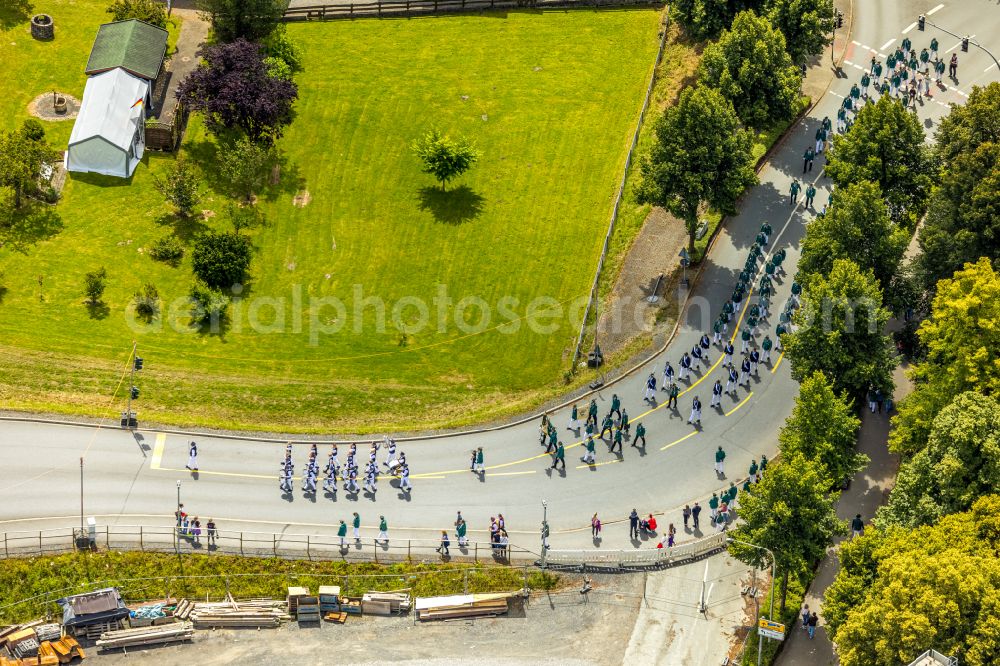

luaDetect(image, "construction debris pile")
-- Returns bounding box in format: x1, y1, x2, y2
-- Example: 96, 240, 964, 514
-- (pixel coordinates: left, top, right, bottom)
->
1, 585, 525, 657
0, 621, 85, 666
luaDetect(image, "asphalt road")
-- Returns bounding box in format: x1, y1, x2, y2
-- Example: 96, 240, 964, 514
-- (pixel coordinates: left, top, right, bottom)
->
2, 0, 996, 558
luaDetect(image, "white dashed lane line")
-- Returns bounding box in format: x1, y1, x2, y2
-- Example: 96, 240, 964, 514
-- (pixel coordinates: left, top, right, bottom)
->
927, 3, 944, 16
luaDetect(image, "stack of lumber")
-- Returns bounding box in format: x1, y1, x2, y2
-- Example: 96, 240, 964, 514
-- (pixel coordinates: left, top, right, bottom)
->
286, 587, 309, 616
0, 656, 59, 666
188, 599, 290, 629
38, 636, 85, 664
318, 586, 340, 613
95, 622, 193, 650
415, 593, 514, 622
173, 599, 194, 620
80, 622, 120, 641
361, 592, 411, 616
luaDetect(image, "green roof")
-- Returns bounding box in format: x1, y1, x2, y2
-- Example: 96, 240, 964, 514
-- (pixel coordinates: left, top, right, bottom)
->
85, 19, 168, 81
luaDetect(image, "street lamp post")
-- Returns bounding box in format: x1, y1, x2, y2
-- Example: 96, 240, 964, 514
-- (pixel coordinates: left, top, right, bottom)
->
175, 480, 182, 552
540, 500, 549, 567
728, 537, 776, 666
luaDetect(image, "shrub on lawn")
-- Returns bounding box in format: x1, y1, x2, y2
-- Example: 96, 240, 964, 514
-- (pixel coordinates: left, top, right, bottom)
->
227, 202, 266, 233
189, 281, 231, 330
153, 159, 202, 218
149, 235, 185, 264
19, 120, 45, 142
412, 129, 480, 190
133, 283, 160, 320
83, 267, 107, 305
106, 0, 168, 28
219, 136, 277, 202
191, 231, 253, 290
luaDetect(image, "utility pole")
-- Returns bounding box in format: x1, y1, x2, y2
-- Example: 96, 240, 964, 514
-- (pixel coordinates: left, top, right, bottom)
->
728, 538, 776, 666
540, 500, 549, 567
122, 342, 142, 429
175, 480, 182, 553
79, 457, 84, 540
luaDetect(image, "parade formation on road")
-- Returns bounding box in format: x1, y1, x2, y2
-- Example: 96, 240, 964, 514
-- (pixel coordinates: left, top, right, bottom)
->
1, 0, 998, 663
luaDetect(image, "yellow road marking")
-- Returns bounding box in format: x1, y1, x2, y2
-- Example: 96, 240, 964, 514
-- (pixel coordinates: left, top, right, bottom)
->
660, 430, 698, 451
575, 458, 622, 470
725, 392, 753, 417
150, 433, 166, 469
770, 351, 785, 373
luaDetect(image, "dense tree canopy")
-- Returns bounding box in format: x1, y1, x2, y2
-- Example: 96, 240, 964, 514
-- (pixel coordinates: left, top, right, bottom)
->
879, 392, 1000, 528
778, 371, 866, 489
916, 85, 1000, 291
825, 497, 1000, 666
698, 10, 801, 128
636, 85, 756, 252
798, 181, 908, 296
934, 82, 1000, 163
177, 39, 297, 144
768, 0, 835, 63
196, 0, 285, 43
825, 96, 931, 224
671, 0, 750, 40
890, 258, 1000, 456
784, 259, 896, 400
728, 453, 845, 612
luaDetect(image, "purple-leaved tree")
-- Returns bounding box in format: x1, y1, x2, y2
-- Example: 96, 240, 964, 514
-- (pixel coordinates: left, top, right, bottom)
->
177, 39, 298, 144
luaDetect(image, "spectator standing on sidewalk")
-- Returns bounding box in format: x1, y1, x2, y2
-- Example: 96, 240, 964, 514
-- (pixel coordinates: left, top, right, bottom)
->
206, 518, 217, 548
338, 520, 347, 548
591, 513, 602, 539
692, 502, 702, 529
629, 509, 640, 540
682, 504, 691, 530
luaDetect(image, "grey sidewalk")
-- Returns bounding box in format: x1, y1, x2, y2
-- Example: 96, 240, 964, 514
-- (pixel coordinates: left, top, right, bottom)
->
774, 358, 908, 666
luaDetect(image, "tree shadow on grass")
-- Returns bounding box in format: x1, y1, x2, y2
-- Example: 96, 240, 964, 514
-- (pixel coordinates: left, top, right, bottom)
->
0, 203, 63, 253
185, 137, 305, 204
0, 1, 33, 30
155, 212, 210, 244
417, 185, 485, 225
85, 300, 111, 320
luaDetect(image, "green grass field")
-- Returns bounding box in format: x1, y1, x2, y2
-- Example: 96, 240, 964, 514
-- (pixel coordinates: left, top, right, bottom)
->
0, 6, 665, 432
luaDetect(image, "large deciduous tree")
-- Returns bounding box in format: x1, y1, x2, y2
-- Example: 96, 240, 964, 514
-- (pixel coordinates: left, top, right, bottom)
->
0, 122, 58, 209
784, 258, 896, 401
728, 453, 845, 612
934, 81, 1000, 163
779, 370, 866, 489
825, 497, 1000, 666
878, 392, 1000, 528
636, 85, 756, 253
917, 84, 1000, 291
177, 39, 297, 144
890, 258, 1000, 456
698, 10, 801, 128
798, 180, 909, 295
767, 0, 835, 63
785, 259, 896, 398
197, 0, 285, 43
825, 96, 931, 225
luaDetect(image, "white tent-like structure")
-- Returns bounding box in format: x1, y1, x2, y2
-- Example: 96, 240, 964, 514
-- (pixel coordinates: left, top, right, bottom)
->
66, 68, 150, 178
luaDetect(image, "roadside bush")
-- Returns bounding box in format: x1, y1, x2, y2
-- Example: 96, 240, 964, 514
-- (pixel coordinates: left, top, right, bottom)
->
149, 235, 185, 264
191, 231, 253, 290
